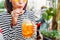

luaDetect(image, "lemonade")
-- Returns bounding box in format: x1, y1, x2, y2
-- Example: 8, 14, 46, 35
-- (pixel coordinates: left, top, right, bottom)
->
22, 19, 34, 38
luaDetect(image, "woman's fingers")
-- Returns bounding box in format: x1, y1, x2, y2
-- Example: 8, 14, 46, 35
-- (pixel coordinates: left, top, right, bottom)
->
11, 11, 19, 18
32, 22, 37, 32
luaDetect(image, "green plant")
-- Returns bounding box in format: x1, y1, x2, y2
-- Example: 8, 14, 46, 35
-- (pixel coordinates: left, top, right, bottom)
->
42, 7, 56, 21
41, 30, 60, 39
0, 0, 4, 9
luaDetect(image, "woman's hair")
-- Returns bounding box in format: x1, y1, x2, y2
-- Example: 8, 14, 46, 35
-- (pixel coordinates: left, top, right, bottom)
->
5, 0, 27, 14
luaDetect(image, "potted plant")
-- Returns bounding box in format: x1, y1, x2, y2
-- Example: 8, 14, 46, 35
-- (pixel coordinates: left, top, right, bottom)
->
41, 30, 60, 40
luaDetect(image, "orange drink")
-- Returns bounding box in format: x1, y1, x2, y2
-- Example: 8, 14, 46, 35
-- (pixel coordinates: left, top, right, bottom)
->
22, 19, 34, 38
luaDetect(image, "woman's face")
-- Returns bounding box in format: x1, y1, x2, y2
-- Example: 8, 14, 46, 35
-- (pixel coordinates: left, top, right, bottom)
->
11, 0, 27, 10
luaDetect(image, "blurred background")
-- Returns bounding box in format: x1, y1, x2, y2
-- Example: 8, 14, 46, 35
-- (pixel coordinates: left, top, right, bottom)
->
1, 0, 60, 40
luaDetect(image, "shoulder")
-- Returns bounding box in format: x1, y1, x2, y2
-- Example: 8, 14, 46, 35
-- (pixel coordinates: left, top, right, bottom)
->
26, 10, 34, 15
25, 10, 36, 18
0, 12, 7, 23
0, 11, 9, 19
25, 10, 35, 17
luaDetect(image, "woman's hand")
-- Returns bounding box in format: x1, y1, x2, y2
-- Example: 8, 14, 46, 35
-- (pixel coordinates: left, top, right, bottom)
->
10, 9, 23, 27
10, 10, 19, 27
32, 22, 37, 35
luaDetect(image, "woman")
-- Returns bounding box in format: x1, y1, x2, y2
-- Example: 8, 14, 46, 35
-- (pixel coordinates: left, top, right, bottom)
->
0, 0, 36, 40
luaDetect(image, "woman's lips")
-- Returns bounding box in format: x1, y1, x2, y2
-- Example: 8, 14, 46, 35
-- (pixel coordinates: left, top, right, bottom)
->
18, 6, 23, 8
